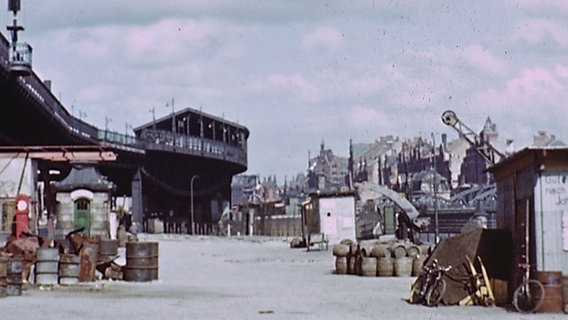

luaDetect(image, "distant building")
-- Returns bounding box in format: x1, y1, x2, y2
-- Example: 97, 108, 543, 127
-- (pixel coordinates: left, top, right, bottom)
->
532, 130, 566, 147
307, 141, 349, 192
231, 174, 261, 206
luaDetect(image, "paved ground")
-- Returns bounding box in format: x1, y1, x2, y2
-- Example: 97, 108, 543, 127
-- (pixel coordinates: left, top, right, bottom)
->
0, 234, 565, 319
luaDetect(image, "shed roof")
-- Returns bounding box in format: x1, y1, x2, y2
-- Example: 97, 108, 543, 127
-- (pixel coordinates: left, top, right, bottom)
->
53, 164, 115, 192
488, 147, 568, 181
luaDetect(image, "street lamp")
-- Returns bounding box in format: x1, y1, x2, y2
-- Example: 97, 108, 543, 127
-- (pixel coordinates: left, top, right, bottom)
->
190, 174, 199, 235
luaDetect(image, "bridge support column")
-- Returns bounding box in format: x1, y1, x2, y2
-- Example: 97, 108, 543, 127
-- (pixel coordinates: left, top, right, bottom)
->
131, 168, 144, 232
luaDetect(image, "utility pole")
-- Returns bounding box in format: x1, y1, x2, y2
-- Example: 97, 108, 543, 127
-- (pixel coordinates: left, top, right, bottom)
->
432, 133, 439, 244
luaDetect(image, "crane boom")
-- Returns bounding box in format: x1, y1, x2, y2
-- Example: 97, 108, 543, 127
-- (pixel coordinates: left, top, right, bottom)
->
441, 110, 506, 165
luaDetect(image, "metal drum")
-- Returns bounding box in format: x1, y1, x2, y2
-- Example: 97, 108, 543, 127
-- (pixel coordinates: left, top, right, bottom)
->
124, 242, 159, 282
59, 254, 80, 285
79, 242, 99, 282
536, 271, 563, 313
7, 258, 23, 296
35, 248, 60, 285
0, 256, 8, 298
99, 239, 119, 262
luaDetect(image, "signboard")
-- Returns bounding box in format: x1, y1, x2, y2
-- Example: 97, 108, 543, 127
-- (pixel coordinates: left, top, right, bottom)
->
535, 173, 568, 270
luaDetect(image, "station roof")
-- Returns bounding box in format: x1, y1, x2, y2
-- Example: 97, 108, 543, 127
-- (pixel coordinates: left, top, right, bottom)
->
133, 107, 249, 138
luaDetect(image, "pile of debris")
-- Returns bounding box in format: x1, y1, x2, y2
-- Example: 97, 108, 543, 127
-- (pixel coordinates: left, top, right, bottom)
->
0, 227, 148, 297
407, 228, 512, 307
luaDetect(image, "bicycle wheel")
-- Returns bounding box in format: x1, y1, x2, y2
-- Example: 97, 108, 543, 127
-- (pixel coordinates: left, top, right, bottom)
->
513, 279, 545, 313
425, 278, 446, 307
409, 275, 426, 304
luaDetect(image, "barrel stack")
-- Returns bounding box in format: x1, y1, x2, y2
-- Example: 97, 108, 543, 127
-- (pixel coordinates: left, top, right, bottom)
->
333, 239, 430, 279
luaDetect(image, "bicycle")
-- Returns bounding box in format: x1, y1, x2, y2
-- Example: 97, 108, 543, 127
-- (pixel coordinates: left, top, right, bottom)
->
425, 263, 451, 306
409, 259, 451, 306
512, 262, 544, 313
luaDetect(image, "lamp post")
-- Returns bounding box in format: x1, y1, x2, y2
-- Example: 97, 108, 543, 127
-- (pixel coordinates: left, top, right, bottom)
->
190, 174, 199, 235
431, 133, 439, 244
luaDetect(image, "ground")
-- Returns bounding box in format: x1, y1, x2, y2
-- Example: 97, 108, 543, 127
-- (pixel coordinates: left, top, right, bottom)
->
0, 234, 564, 319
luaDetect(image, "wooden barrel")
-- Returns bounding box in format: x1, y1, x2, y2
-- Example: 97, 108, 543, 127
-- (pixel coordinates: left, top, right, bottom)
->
419, 244, 431, 255
535, 271, 563, 313
360, 257, 378, 277
124, 242, 159, 282
370, 244, 390, 258
332, 244, 349, 257
99, 239, 119, 261
412, 255, 428, 276
335, 256, 347, 275
35, 248, 60, 285
0, 257, 7, 298
390, 243, 407, 259
347, 255, 357, 275
394, 257, 413, 277
377, 257, 394, 277
406, 245, 420, 258
59, 254, 80, 285
7, 258, 22, 296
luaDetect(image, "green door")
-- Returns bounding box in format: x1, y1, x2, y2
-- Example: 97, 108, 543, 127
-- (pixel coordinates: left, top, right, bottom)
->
74, 198, 91, 236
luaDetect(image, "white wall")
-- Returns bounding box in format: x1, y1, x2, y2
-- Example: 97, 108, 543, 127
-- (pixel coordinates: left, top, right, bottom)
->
534, 173, 568, 273
0, 158, 36, 197
318, 196, 356, 244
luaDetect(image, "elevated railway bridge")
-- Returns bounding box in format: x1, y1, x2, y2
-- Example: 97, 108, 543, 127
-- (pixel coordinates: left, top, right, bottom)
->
0, 29, 249, 234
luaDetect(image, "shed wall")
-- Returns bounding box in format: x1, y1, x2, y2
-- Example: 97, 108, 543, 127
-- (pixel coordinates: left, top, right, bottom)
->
535, 173, 568, 273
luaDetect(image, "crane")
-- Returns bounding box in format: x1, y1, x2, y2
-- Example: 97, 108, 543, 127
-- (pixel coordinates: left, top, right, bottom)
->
441, 110, 506, 165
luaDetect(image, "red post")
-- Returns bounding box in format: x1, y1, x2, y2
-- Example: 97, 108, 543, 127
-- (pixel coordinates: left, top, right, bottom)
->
14, 194, 29, 238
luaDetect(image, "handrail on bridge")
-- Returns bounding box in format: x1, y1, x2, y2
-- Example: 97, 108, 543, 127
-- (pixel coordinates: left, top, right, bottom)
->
1, 32, 246, 167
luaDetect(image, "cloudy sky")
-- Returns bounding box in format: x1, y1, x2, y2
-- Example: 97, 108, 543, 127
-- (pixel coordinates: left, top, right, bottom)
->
7, 1, 568, 181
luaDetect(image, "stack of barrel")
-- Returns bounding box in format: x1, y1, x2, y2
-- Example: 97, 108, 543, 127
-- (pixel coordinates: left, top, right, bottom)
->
0, 256, 7, 297
333, 239, 429, 277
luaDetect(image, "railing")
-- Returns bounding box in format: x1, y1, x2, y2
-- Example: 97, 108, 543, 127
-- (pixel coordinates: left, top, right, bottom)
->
0, 32, 247, 167
139, 128, 247, 166
9, 42, 32, 73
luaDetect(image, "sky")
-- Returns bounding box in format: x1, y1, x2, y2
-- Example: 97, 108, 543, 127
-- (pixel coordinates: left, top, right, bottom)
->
5, 1, 568, 182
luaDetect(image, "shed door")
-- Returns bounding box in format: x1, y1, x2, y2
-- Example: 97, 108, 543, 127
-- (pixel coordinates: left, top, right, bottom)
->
74, 198, 91, 236
323, 211, 337, 236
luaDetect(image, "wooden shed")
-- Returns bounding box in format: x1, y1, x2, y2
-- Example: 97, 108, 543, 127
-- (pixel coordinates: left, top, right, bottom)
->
489, 147, 568, 291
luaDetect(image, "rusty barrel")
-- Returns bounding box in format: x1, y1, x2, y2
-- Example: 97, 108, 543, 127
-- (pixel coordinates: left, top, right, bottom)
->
59, 254, 80, 285
535, 271, 563, 313
562, 276, 568, 313
79, 242, 99, 282
35, 248, 60, 285
0, 256, 8, 298
124, 242, 159, 282
7, 258, 23, 296
394, 257, 413, 277
99, 239, 119, 261
335, 256, 347, 275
